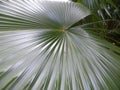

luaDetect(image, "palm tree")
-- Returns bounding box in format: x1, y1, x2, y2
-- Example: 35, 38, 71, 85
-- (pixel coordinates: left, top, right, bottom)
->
0, 0, 120, 90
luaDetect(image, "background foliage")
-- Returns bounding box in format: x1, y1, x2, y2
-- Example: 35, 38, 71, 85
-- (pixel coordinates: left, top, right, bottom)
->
72, 0, 120, 46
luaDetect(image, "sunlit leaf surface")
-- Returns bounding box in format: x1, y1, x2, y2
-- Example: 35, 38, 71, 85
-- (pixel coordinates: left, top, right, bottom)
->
0, 0, 120, 90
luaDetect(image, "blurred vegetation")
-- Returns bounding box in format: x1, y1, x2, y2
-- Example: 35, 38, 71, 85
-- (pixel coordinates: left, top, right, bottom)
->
72, 0, 120, 46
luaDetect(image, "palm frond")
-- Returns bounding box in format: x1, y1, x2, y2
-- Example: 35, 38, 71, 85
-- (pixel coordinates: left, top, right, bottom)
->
0, 0, 90, 30
0, 0, 120, 90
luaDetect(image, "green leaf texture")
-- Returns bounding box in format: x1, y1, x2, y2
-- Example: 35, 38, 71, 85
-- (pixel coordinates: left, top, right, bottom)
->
0, 0, 120, 90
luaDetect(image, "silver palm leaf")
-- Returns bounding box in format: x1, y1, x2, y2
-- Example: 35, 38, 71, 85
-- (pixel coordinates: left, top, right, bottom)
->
0, 0, 120, 90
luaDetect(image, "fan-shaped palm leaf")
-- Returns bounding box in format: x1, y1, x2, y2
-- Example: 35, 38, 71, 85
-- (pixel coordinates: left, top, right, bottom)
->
0, 0, 120, 90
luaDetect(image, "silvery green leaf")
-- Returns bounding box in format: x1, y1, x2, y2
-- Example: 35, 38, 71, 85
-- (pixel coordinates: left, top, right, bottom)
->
0, 0, 120, 90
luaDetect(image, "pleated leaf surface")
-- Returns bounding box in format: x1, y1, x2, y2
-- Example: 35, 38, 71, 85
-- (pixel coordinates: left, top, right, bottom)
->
0, 0, 120, 90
